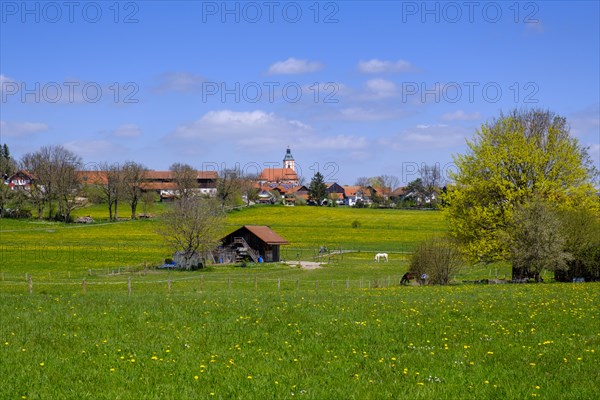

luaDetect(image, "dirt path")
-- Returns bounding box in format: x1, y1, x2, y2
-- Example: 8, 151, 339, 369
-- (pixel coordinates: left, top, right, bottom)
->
285, 261, 323, 270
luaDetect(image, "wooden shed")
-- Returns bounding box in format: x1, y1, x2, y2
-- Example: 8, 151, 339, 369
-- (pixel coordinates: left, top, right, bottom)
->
220, 225, 288, 262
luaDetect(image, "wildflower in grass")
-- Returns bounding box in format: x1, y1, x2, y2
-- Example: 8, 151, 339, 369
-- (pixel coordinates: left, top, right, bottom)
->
529, 363, 536, 367
151, 355, 158, 360
39, 362, 44, 367
194, 376, 199, 380
247, 375, 253, 380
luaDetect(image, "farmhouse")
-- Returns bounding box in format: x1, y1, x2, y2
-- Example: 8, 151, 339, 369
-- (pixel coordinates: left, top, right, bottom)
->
219, 225, 288, 263
78, 170, 218, 200
6, 170, 35, 190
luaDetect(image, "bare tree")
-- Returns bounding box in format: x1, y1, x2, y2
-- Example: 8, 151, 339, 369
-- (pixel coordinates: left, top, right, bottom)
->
380, 174, 400, 191
170, 162, 198, 200
21, 145, 82, 221
355, 176, 370, 188
159, 197, 225, 269
216, 168, 241, 209
238, 173, 259, 206
410, 237, 463, 285
419, 164, 442, 205
122, 161, 147, 219
94, 162, 125, 221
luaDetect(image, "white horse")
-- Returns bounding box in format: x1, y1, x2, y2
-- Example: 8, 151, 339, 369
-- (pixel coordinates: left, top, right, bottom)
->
374, 253, 388, 262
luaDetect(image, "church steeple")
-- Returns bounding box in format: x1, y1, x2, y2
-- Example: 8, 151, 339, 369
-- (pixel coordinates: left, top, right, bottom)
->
283, 146, 295, 170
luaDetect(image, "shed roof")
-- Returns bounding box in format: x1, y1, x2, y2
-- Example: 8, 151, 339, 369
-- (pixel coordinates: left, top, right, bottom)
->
226, 225, 289, 245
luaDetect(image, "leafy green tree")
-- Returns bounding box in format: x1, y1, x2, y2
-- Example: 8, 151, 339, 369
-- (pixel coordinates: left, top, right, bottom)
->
556, 208, 600, 281
506, 198, 571, 281
444, 109, 598, 262
1, 143, 16, 177
308, 172, 327, 205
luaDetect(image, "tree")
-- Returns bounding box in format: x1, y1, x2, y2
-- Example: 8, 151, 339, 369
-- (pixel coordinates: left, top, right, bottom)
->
170, 162, 197, 200
1, 143, 16, 178
506, 198, 571, 282
238, 173, 259, 206
419, 164, 442, 206
94, 162, 125, 221
309, 172, 327, 205
355, 176, 370, 188
159, 197, 225, 270
409, 237, 462, 285
216, 168, 241, 210
122, 161, 147, 219
556, 208, 600, 282
21, 145, 83, 221
444, 109, 598, 262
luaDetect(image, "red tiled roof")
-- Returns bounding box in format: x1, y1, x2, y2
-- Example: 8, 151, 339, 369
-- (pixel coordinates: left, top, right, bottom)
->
258, 168, 298, 182
225, 225, 289, 245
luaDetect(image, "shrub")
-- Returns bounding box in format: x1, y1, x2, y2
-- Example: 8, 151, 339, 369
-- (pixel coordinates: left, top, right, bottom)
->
410, 237, 462, 285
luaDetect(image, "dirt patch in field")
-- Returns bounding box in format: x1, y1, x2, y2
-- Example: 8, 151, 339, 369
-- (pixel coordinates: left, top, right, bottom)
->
285, 261, 324, 270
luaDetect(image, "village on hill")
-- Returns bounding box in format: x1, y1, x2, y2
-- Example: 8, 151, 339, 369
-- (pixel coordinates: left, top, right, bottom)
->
3, 146, 436, 210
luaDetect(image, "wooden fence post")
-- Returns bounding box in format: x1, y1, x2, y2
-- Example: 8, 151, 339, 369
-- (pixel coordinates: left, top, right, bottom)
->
28, 276, 33, 294
277, 278, 281, 291
82, 278, 87, 294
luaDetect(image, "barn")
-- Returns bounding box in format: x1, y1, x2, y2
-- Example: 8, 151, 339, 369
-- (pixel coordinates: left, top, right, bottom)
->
220, 225, 288, 263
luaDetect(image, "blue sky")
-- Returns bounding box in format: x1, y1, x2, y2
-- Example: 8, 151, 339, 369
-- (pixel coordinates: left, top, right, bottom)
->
1, 1, 599, 185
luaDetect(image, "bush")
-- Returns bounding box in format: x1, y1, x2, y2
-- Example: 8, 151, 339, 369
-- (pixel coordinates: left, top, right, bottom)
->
410, 237, 462, 285
351, 220, 361, 229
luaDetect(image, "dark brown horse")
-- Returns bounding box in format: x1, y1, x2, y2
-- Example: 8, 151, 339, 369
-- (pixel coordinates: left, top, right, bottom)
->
400, 272, 415, 285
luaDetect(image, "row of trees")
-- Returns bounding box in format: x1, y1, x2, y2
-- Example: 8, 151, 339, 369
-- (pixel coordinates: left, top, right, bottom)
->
0, 145, 262, 222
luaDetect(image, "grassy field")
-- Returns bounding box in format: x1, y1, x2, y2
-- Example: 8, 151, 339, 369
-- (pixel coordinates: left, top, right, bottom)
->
1, 283, 598, 399
1, 204, 596, 399
1, 205, 448, 278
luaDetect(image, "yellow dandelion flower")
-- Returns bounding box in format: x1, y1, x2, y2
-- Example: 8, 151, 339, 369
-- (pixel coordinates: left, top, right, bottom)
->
194, 376, 199, 380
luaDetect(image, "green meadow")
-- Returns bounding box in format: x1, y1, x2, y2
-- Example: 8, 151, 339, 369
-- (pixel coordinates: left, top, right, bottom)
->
1, 205, 598, 399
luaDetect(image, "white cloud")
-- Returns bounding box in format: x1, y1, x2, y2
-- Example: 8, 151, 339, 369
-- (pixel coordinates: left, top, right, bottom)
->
170, 109, 367, 151
63, 140, 123, 157
155, 71, 204, 93
112, 124, 142, 137
441, 110, 482, 121
358, 59, 418, 74
381, 124, 470, 150
268, 58, 323, 75
356, 78, 399, 101
0, 120, 48, 137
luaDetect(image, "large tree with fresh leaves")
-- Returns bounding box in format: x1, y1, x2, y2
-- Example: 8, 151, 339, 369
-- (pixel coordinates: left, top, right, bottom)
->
444, 109, 598, 263
309, 172, 328, 205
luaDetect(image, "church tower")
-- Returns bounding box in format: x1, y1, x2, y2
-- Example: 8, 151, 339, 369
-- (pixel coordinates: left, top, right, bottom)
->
283, 147, 295, 170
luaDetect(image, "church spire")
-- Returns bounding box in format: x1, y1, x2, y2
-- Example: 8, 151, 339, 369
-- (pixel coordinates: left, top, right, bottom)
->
283, 146, 295, 170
